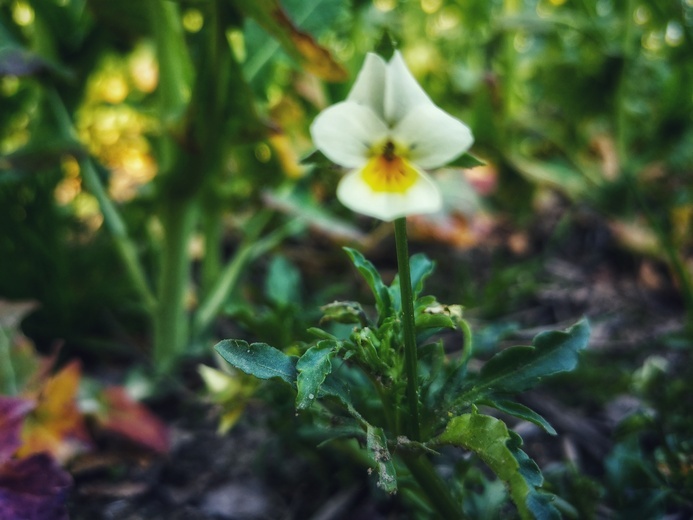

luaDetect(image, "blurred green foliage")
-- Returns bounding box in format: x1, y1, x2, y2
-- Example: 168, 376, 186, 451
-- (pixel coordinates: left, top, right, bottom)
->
1, 0, 692, 517
2, 0, 692, 346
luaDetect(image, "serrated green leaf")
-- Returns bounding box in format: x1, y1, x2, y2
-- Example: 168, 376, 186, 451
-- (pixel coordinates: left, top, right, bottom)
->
367, 425, 397, 494
434, 413, 560, 520
306, 327, 338, 341
481, 400, 557, 436
319, 301, 368, 326
296, 340, 337, 409
343, 247, 391, 322
463, 319, 590, 402
507, 431, 543, 488
214, 339, 297, 385
414, 313, 456, 331
319, 375, 357, 411
314, 424, 367, 448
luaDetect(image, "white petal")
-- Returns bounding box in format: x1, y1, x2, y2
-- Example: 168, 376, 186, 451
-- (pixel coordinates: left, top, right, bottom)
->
310, 102, 388, 168
346, 53, 387, 119
384, 51, 432, 125
336, 166, 442, 221
392, 104, 474, 169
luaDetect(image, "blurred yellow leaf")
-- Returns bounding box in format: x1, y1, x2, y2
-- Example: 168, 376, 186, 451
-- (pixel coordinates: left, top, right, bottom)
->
609, 219, 661, 257
672, 204, 693, 246
18, 361, 90, 463
269, 134, 305, 179
199, 365, 257, 434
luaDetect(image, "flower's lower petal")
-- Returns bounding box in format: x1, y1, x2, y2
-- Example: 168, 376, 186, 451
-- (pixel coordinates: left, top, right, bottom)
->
310, 102, 388, 168
336, 166, 442, 221
392, 104, 474, 169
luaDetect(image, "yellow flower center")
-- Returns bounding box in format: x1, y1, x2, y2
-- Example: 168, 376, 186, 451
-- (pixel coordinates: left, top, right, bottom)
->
361, 141, 418, 193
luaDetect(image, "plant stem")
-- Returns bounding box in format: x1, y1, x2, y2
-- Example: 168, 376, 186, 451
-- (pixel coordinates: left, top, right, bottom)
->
615, 0, 637, 164
153, 201, 197, 374
394, 218, 420, 441
47, 89, 156, 312
201, 210, 223, 299
80, 159, 157, 311
402, 453, 465, 519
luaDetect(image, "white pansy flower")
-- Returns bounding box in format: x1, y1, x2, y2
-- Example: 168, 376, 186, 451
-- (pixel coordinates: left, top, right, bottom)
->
310, 51, 474, 221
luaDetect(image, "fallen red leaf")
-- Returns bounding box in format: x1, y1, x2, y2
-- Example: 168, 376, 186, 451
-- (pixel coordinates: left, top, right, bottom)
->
96, 386, 170, 454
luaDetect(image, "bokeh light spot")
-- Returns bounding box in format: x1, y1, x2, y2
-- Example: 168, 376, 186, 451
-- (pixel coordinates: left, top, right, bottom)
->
129, 45, 158, 93
55, 156, 82, 206
634, 5, 650, 25
421, 0, 442, 14
374, 0, 396, 13
12, 1, 34, 26
101, 75, 129, 104
183, 9, 204, 33
255, 143, 272, 163
228, 29, 246, 62
1, 76, 19, 96
665, 21, 683, 47
642, 30, 663, 52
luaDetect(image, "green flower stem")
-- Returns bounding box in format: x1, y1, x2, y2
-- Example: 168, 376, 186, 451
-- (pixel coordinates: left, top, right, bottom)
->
394, 217, 420, 441
402, 453, 465, 519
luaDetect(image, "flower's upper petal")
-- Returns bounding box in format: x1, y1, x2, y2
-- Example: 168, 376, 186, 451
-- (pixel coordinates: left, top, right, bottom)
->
346, 53, 387, 118
310, 101, 389, 168
392, 103, 474, 169
384, 51, 433, 125
336, 165, 442, 221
